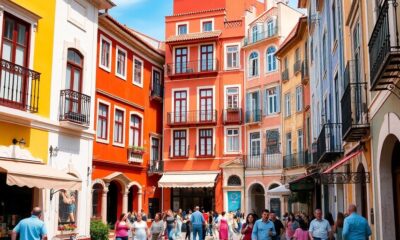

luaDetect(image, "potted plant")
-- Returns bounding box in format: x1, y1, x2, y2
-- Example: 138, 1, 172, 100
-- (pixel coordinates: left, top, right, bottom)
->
226, 107, 239, 112
129, 146, 145, 155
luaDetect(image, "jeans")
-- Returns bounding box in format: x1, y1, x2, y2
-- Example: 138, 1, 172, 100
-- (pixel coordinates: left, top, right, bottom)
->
192, 224, 203, 240
167, 225, 174, 240
208, 224, 213, 236
116, 237, 128, 240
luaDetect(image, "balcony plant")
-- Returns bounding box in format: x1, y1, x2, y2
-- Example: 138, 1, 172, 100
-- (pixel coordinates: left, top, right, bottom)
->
129, 146, 145, 155
58, 223, 77, 234
226, 107, 239, 112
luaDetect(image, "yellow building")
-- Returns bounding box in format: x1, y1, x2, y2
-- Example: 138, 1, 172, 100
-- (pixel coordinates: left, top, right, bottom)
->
275, 16, 313, 214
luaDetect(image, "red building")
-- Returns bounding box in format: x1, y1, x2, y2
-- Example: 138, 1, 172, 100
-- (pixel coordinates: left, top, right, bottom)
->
160, 0, 266, 212
91, 13, 165, 224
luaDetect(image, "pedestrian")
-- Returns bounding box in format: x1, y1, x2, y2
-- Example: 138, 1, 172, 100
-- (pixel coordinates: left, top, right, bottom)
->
212, 211, 219, 238
342, 204, 371, 240
293, 219, 309, 240
208, 211, 214, 237
308, 209, 332, 240
141, 209, 148, 222
252, 209, 276, 240
150, 213, 165, 240
333, 212, 344, 240
285, 213, 296, 240
184, 210, 192, 240
114, 213, 130, 240
190, 206, 205, 240
324, 212, 335, 232
269, 212, 284, 240
241, 213, 257, 240
217, 211, 229, 240
176, 209, 183, 238
165, 210, 176, 240
11, 207, 47, 240
132, 213, 148, 240
201, 209, 208, 239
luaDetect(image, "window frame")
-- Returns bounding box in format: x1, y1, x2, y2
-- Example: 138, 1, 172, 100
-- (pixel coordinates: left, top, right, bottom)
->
96, 99, 110, 143
225, 86, 240, 110
201, 18, 214, 32
99, 34, 112, 72
150, 136, 161, 163
297, 129, 303, 152
129, 113, 143, 148
266, 46, 277, 72
225, 127, 241, 154
113, 106, 126, 147
198, 128, 214, 157
133, 56, 144, 87
176, 22, 189, 35
152, 68, 162, 91
224, 43, 240, 70
266, 87, 278, 115
248, 51, 259, 78
285, 93, 291, 117
296, 86, 303, 112
172, 129, 187, 157
286, 132, 292, 155
115, 45, 128, 80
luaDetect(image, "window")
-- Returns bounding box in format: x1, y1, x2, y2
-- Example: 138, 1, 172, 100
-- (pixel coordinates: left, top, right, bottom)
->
249, 52, 259, 77
246, 91, 261, 121
177, 24, 187, 35
116, 47, 127, 79
332, 1, 337, 41
322, 33, 327, 72
100, 35, 111, 70
97, 103, 108, 140
152, 69, 161, 91
252, 26, 259, 42
286, 133, 292, 155
151, 138, 160, 162
65, 49, 83, 114
133, 58, 143, 86
266, 19, 275, 37
295, 48, 300, 61
174, 91, 187, 123
202, 21, 213, 32
114, 109, 124, 144
284, 57, 288, 70
199, 88, 213, 121
264, 87, 279, 115
199, 129, 213, 156
226, 87, 239, 109
175, 47, 188, 74
226, 45, 239, 69
310, 39, 314, 62
201, 45, 214, 71
266, 46, 277, 72
226, 128, 239, 153
173, 130, 187, 157
285, 93, 291, 117
130, 115, 141, 147
249, 132, 261, 157
296, 86, 303, 112
266, 129, 280, 154
58, 190, 78, 225
227, 175, 241, 186
298, 129, 303, 152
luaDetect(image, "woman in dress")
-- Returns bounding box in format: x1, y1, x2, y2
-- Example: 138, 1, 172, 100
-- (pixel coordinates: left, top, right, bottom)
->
132, 213, 148, 240
240, 213, 256, 240
115, 213, 130, 240
218, 212, 229, 240
176, 209, 183, 239
285, 213, 296, 240
333, 212, 344, 240
150, 213, 165, 240
293, 219, 309, 240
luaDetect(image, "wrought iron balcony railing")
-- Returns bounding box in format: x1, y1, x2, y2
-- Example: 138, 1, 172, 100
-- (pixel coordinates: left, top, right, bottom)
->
283, 151, 306, 169
0, 59, 40, 112
314, 123, 343, 163
301, 59, 309, 84
166, 59, 218, 77
293, 60, 301, 74
148, 160, 163, 174
167, 110, 217, 126
281, 69, 289, 81
243, 27, 278, 46
341, 60, 369, 142
151, 84, 163, 100
245, 109, 262, 124
223, 108, 242, 124
369, 0, 400, 90
59, 89, 91, 126
245, 152, 282, 170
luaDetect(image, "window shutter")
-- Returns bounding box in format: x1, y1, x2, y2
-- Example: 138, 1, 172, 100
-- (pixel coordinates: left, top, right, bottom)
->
264, 89, 269, 116
257, 90, 261, 111
276, 86, 281, 113
246, 92, 251, 112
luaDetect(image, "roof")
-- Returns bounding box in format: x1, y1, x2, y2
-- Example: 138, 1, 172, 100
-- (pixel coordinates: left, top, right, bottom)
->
275, 16, 307, 57
93, 0, 115, 10
166, 30, 222, 43
167, 8, 225, 18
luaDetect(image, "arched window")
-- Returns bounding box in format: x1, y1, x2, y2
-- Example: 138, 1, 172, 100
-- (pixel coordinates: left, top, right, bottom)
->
228, 175, 241, 186
66, 49, 83, 92
266, 46, 277, 72
130, 114, 142, 147
269, 183, 279, 190
249, 52, 259, 77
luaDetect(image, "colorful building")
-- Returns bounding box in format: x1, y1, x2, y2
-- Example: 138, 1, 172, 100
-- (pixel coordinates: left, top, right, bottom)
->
275, 16, 313, 215
90, 14, 165, 225
242, 2, 302, 217
160, 0, 266, 213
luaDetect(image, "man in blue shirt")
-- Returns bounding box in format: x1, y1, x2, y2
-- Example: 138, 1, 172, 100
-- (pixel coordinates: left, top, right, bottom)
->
12, 207, 47, 240
342, 204, 371, 240
252, 209, 276, 240
309, 209, 331, 240
190, 206, 205, 240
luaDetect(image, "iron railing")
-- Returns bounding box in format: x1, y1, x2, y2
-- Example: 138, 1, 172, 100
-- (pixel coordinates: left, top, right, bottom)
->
245, 152, 282, 169
223, 108, 242, 124
243, 27, 278, 46
283, 151, 310, 169
0, 59, 40, 112
281, 69, 289, 81
167, 110, 217, 126
315, 123, 343, 163
245, 109, 262, 123
368, 0, 400, 88
166, 59, 218, 76
301, 59, 309, 83
151, 84, 163, 99
293, 60, 302, 74
59, 89, 91, 126
148, 160, 163, 174
341, 60, 369, 141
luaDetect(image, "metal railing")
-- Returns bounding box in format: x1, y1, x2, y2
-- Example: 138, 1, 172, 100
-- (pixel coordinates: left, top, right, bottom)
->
301, 59, 309, 83
223, 108, 242, 124
243, 27, 278, 46
59, 89, 91, 126
341, 60, 369, 141
293, 60, 301, 74
148, 160, 163, 173
283, 151, 309, 169
166, 59, 218, 76
245, 152, 282, 169
245, 109, 262, 123
315, 123, 343, 163
281, 69, 289, 81
368, 0, 400, 88
0, 59, 40, 112
167, 110, 217, 126
151, 84, 163, 99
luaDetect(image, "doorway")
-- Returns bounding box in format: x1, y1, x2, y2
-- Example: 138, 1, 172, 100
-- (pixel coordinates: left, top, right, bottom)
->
392, 140, 400, 239
107, 181, 121, 225
355, 163, 368, 219
249, 183, 265, 217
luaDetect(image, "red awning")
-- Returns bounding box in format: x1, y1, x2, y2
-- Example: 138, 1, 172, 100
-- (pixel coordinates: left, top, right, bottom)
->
323, 150, 362, 173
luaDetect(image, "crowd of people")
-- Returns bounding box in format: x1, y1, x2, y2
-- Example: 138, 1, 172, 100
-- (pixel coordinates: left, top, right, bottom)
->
112, 203, 371, 240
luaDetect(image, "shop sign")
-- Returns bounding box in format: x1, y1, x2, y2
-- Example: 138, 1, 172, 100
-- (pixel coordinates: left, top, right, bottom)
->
227, 191, 241, 212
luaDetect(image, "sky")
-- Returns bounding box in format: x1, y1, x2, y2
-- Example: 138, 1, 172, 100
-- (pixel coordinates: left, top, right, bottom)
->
110, 0, 301, 41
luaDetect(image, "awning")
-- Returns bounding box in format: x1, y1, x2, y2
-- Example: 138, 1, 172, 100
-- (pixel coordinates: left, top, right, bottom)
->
0, 160, 81, 191
267, 184, 291, 196
323, 150, 362, 173
289, 172, 318, 192
158, 173, 218, 188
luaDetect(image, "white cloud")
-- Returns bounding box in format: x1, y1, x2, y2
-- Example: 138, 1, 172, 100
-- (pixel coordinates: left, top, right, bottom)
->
113, 0, 145, 7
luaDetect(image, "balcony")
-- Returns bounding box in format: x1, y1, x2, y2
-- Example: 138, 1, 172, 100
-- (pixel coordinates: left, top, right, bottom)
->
245, 109, 262, 124
243, 27, 278, 46
59, 89, 91, 126
301, 59, 309, 84
245, 152, 282, 170
369, 0, 400, 90
293, 60, 301, 75
166, 59, 218, 78
167, 110, 217, 127
281, 69, 289, 81
150, 84, 163, 102
314, 123, 343, 163
148, 160, 163, 174
341, 61, 369, 142
128, 147, 144, 164
283, 151, 313, 169
223, 108, 242, 124
0, 59, 40, 112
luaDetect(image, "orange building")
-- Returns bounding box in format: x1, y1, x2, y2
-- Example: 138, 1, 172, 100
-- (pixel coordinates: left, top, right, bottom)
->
159, 0, 265, 212
90, 14, 165, 224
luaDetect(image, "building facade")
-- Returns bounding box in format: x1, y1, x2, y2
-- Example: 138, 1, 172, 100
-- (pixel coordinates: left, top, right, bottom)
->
91, 14, 165, 225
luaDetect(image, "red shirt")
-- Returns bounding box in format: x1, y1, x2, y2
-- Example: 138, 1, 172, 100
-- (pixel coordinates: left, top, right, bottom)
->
203, 213, 209, 223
